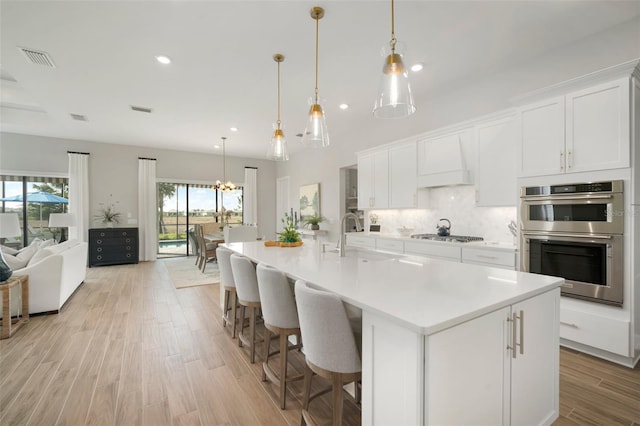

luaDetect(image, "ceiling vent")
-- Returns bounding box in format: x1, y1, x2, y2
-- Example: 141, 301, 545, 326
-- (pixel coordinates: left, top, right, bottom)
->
130, 105, 153, 113
18, 47, 55, 67
70, 113, 88, 121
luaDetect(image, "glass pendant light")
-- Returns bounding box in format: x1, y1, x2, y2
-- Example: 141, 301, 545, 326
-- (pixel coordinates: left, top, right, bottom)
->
268, 53, 289, 161
214, 137, 236, 192
301, 6, 329, 148
373, 0, 416, 119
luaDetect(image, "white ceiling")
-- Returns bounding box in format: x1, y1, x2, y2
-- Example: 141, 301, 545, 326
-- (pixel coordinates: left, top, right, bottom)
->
1, 0, 639, 159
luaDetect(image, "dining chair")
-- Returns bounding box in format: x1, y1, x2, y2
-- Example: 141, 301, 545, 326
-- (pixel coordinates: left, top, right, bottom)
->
230, 253, 262, 363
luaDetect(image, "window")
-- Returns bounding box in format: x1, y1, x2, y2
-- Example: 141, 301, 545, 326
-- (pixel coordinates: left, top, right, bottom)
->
0, 175, 69, 247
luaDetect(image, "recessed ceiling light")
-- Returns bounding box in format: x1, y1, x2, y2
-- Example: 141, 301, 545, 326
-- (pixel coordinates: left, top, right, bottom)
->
411, 63, 423, 72
230, 127, 238, 132
156, 55, 171, 65
339, 103, 349, 110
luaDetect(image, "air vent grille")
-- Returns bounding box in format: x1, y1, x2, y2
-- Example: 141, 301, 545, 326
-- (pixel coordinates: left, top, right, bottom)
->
18, 47, 55, 67
130, 105, 153, 113
70, 113, 88, 121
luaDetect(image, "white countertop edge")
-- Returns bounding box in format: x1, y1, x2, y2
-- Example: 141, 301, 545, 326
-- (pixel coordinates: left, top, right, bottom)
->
351, 232, 518, 252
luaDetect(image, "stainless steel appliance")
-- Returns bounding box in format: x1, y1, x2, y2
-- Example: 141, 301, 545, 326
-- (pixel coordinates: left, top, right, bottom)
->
520, 180, 624, 306
411, 234, 483, 243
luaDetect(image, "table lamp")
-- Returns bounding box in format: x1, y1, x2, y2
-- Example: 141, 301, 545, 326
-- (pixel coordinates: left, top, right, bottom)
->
0, 213, 22, 282
48, 213, 75, 243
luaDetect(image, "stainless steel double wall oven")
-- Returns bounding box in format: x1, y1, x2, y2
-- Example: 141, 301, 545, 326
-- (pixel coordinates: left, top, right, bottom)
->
520, 180, 624, 306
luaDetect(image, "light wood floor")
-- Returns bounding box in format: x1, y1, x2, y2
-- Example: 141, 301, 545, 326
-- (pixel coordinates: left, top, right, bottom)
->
1, 260, 638, 426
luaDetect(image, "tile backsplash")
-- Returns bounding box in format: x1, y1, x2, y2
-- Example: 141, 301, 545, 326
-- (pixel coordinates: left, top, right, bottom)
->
368, 186, 517, 244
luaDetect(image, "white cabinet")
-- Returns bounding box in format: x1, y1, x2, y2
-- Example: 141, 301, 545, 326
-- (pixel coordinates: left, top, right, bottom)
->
404, 240, 461, 262
519, 78, 630, 177
462, 247, 516, 270
358, 141, 417, 209
475, 115, 518, 206
358, 150, 389, 209
417, 128, 473, 187
389, 142, 417, 208
425, 288, 559, 425
345, 234, 376, 249
375, 237, 404, 254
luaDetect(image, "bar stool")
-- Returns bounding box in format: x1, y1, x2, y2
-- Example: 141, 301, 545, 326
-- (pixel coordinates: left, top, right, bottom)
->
217, 246, 238, 338
230, 253, 262, 363
256, 263, 303, 409
294, 280, 362, 426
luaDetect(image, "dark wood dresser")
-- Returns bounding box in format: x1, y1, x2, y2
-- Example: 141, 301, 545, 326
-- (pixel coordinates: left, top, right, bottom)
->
88, 227, 139, 267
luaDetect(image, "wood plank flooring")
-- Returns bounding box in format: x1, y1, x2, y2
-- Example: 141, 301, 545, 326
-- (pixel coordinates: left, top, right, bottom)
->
1, 260, 638, 425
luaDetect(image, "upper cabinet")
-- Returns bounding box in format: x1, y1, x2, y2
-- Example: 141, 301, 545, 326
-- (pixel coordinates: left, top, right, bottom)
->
358, 140, 417, 210
358, 150, 389, 209
475, 114, 518, 206
389, 142, 417, 208
519, 77, 630, 177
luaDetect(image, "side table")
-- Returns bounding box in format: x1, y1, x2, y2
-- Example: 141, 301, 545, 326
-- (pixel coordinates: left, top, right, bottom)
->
0, 275, 29, 339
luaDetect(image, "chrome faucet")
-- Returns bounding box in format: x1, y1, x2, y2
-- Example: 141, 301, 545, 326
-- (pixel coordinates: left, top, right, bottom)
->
338, 212, 363, 257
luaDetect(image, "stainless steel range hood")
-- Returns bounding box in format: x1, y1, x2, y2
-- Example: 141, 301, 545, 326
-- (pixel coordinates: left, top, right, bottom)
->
417, 130, 473, 188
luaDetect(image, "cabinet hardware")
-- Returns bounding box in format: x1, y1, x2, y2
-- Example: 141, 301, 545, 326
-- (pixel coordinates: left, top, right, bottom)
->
560, 321, 578, 328
567, 150, 572, 169
560, 151, 564, 171
507, 310, 524, 358
476, 255, 498, 260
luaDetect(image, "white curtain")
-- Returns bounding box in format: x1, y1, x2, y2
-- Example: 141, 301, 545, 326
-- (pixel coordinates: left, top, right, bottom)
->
243, 167, 258, 226
68, 153, 90, 242
138, 158, 157, 261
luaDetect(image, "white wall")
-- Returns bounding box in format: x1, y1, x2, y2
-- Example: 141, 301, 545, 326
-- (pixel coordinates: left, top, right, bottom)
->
0, 133, 279, 239
277, 18, 640, 242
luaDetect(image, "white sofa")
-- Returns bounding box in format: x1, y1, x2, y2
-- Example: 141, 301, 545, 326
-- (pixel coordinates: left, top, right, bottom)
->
3, 239, 88, 314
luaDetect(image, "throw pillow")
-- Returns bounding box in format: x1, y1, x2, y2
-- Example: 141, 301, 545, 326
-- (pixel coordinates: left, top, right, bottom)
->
3, 253, 27, 270
29, 246, 57, 266
0, 245, 18, 255
15, 243, 39, 265
39, 239, 56, 249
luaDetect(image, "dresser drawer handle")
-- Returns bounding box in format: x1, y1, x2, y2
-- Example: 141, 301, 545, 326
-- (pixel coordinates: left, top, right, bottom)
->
126, 246, 131, 250
97, 247, 102, 252
100, 232, 105, 237
97, 255, 102, 260
560, 321, 578, 328
97, 239, 102, 244
126, 253, 132, 258
125, 238, 131, 243
122, 232, 128, 236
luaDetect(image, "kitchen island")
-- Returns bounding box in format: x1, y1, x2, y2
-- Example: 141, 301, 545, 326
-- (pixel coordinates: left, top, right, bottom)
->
224, 241, 563, 425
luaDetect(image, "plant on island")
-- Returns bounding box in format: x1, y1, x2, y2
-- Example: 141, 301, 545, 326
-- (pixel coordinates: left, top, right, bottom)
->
303, 213, 325, 230
279, 213, 301, 243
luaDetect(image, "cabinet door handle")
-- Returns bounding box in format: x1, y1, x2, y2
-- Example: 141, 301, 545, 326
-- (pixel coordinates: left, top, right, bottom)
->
517, 310, 524, 356
567, 150, 572, 169
560, 151, 564, 171
507, 310, 524, 358
476, 254, 498, 260
560, 321, 578, 328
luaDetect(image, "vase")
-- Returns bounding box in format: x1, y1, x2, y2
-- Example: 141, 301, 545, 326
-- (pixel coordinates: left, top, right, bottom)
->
0, 250, 13, 282
311, 224, 320, 230
104, 222, 114, 228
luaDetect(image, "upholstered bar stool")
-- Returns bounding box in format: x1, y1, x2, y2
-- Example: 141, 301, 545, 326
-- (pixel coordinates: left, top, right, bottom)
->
230, 253, 262, 363
294, 280, 362, 426
256, 263, 303, 409
216, 246, 238, 338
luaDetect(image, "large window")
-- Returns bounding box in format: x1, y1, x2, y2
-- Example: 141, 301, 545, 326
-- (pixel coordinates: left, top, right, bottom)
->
1, 175, 69, 248
157, 182, 243, 257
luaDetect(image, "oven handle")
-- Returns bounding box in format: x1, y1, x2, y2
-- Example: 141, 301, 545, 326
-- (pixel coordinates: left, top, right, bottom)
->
522, 231, 613, 240
520, 194, 613, 201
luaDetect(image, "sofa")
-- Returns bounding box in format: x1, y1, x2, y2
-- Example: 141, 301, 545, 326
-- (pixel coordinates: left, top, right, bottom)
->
1, 239, 88, 315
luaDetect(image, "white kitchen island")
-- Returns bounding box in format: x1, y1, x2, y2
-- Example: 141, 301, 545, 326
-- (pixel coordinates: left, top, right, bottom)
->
224, 241, 563, 425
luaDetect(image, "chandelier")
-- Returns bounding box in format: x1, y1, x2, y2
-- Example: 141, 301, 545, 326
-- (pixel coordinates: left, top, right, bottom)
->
214, 137, 236, 192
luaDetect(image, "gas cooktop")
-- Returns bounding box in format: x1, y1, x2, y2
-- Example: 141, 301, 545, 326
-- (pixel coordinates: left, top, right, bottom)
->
410, 234, 484, 243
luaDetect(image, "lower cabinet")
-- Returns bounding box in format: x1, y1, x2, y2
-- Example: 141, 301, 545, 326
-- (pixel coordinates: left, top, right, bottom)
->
362, 287, 560, 425
89, 227, 139, 266
426, 288, 559, 425
461, 247, 516, 270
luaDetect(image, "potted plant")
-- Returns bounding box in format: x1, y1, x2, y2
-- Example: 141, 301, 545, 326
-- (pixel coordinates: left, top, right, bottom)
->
278, 213, 302, 246
304, 213, 325, 230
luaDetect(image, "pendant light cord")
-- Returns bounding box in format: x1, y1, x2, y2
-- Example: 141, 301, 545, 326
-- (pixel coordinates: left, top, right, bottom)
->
277, 59, 281, 129
222, 137, 226, 182
314, 13, 319, 101
390, 0, 397, 53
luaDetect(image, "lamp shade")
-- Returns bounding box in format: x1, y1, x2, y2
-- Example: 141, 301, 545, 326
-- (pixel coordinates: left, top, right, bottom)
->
49, 213, 76, 228
373, 43, 416, 119
0, 213, 21, 238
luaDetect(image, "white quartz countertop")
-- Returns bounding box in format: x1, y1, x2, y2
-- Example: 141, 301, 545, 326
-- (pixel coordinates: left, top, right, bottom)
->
224, 241, 561, 335
351, 232, 518, 252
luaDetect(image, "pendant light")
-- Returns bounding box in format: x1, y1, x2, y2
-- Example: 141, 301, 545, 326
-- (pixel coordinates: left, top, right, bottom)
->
268, 53, 289, 161
301, 6, 329, 148
373, 0, 416, 119
214, 137, 236, 192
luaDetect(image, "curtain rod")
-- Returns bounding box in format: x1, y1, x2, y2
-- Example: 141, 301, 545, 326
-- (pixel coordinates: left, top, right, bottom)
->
138, 157, 157, 161
67, 151, 90, 155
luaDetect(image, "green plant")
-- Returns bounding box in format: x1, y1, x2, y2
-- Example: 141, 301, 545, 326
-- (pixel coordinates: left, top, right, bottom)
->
303, 213, 325, 227
278, 213, 301, 243
94, 196, 121, 223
